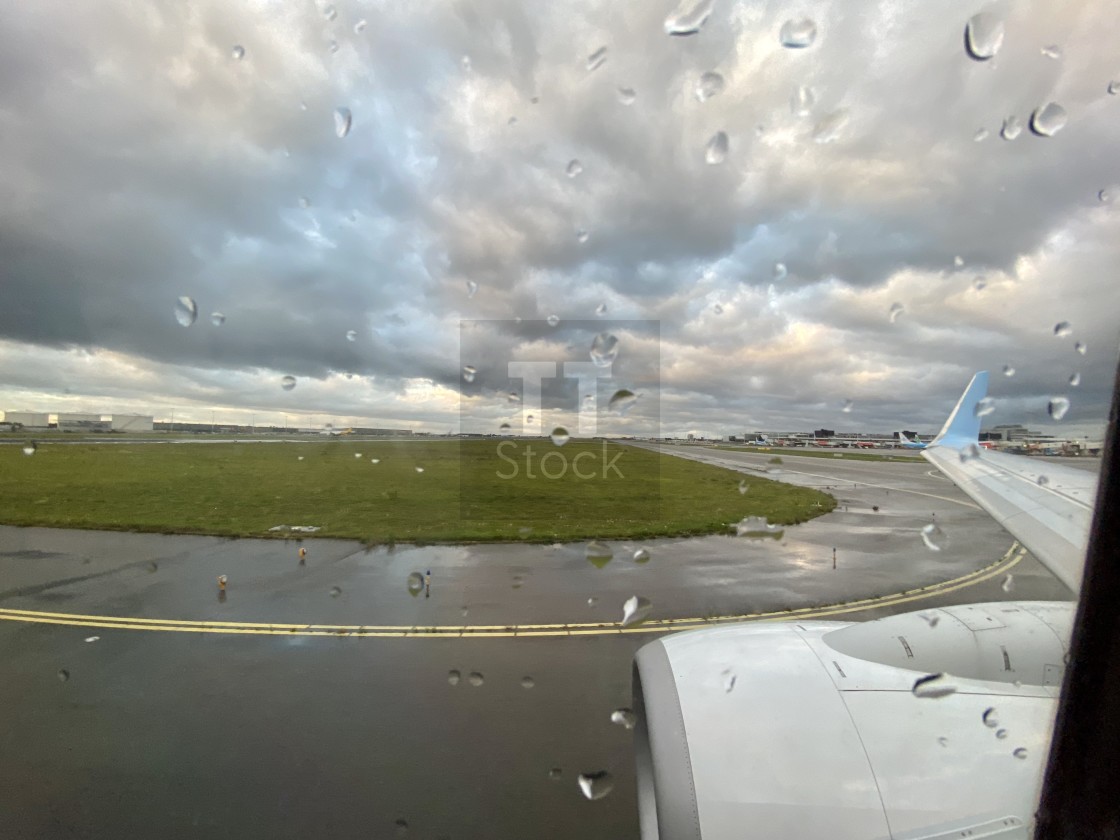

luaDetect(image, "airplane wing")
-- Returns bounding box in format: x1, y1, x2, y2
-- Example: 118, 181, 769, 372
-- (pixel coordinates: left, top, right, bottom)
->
921, 372, 1097, 593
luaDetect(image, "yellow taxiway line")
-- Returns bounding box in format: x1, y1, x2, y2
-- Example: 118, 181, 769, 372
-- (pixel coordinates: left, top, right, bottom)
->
0, 543, 1028, 639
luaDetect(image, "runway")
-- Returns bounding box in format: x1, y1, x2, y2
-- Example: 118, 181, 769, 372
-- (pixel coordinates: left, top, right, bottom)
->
0, 446, 1081, 839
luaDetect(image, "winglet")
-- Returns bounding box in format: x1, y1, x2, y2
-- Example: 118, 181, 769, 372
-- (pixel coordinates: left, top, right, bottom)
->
929, 371, 989, 450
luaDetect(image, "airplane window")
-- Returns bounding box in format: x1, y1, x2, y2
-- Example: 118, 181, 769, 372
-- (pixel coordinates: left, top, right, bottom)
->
0, 1, 1117, 838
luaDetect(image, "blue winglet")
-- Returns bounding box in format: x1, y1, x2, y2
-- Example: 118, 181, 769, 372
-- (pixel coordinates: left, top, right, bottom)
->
929, 371, 989, 450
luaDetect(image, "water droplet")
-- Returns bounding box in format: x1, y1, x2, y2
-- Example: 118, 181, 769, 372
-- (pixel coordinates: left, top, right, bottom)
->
780, 18, 817, 48
348, 17, 365, 33
937, 736, 949, 747
586, 46, 608, 72
974, 397, 996, 417
281, 375, 297, 392
448, 670, 461, 686
369, 458, 380, 464
84, 635, 100, 643
791, 85, 815, 116
812, 109, 849, 143
632, 547, 651, 564
576, 228, 590, 244
595, 303, 608, 316
953, 255, 965, 268
174, 296, 198, 327
590, 333, 619, 367
21, 442, 36, 456
1001, 116, 1022, 141
973, 276, 988, 292
415, 466, 425, 473
334, 107, 352, 139
772, 262, 788, 281
608, 389, 638, 414
393, 819, 408, 837
520, 676, 535, 689
888, 302, 905, 323
498, 423, 512, 436
148, 561, 159, 573
465, 280, 479, 299
550, 427, 570, 447
462, 365, 477, 383
1037, 475, 1049, 487
578, 771, 615, 800
610, 709, 636, 729
618, 86, 637, 105
1000, 573, 1015, 594
328, 40, 340, 54
980, 707, 1000, 728
722, 669, 737, 692
407, 572, 424, 596
298, 456, 305, 461
343, 329, 358, 343
549, 767, 563, 780
231, 45, 246, 61
704, 131, 729, 165
737, 480, 749, 495
565, 159, 583, 179
1075, 341, 1087, 355
1003, 365, 1016, 377
323, 5, 337, 21
1048, 397, 1070, 420
1041, 44, 1061, 59
206, 311, 226, 328
468, 671, 484, 687
1055, 321, 1075, 337
57, 669, 70, 683
298, 196, 312, 210
735, 517, 784, 539
663, 0, 714, 36
329, 586, 342, 598
959, 444, 982, 463
508, 391, 522, 403
996, 728, 1008, 739
1030, 102, 1067, 137
1109, 80, 1120, 95
587, 597, 599, 607
1099, 188, 1114, 204
1069, 372, 1081, 387
921, 522, 948, 552
586, 541, 614, 569
1013, 747, 1028, 760
912, 672, 957, 699
695, 71, 726, 102
920, 613, 941, 628
974, 128, 990, 142
965, 13, 1005, 60
547, 314, 560, 327
841, 399, 854, 413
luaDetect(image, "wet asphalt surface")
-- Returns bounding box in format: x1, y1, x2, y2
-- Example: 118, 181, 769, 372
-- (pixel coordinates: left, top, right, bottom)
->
0, 446, 1085, 839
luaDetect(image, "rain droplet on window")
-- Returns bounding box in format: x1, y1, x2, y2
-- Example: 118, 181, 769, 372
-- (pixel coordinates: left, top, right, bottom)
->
508, 391, 522, 403
974, 397, 996, 417
974, 128, 990, 142
498, 423, 511, 435
549, 767, 563, 780
1001, 116, 1022, 141
448, 670, 461, 686
1040, 45, 1061, 59
609, 389, 638, 414
1099, 188, 1114, 204
329, 586, 342, 598
57, 669, 70, 683
1030, 102, 1067, 137
328, 40, 340, 54
953, 255, 965, 268
281, 375, 297, 391
521, 676, 535, 689
621, 596, 652, 628
466, 280, 479, 299
578, 771, 615, 800
773, 262, 788, 280
407, 572, 424, 596
174, 296, 198, 327
1013, 747, 1028, 760
812, 109, 849, 144
974, 276, 988, 291
695, 71, 726, 102
617, 86, 637, 105
921, 522, 948, 551
566, 159, 583, 178
1053, 321, 1072, 337
722, 669, 737, 692
547, 314, 560, 327
959, 443, 982, 463
21, 442, 36, 456
889, 302, 905, 323
938, 736, 950, 747
663, 0, 714, 36
1003, 365, 1016, 377
322, 5, 337, 20
590, 333, 619, 367
334, 107, 352, 139
912, 672, 957, 699
468, 671, 484, 687
735, 517, 784, 539
354, 19, 367, 33
576, 228, 590, 244
586, 46, 608, 72
299, 196, 311, 209
996, 729, 1008, 739
1037, 475, 1049, 487
965, 13, 1005, 60
231, 45, 246, 61
550, 427, 570, 447
586, 541, 614, 569
1109, 80, 1120, 96
210, 312, 226, 326
85, 635, 100, 643
611, 709, 637, 729
1075, 341, 1087, 355
1069, 372, 1081, 387
737, 480, 749, 494
462, 366, 477, 383
791, 85, 815, 116
780, 18, 817, 48
920, 612, 941, 628
415, 466, 425, 473
1001, 574, 1014, 593
596, 303, 608, 316
841, 399, 854, 413
1048, 397, 1070, 420
632, 548, 651, 564
704, 131, 729, 164
345, 329, 358, 342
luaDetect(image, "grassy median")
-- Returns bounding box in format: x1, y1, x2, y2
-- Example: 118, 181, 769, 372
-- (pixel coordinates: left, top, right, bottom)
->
0, 440, 835, 542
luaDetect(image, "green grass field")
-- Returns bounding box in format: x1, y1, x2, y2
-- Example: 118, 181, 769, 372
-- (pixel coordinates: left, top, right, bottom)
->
0, 440, 835, 542
708, 445, 920, 463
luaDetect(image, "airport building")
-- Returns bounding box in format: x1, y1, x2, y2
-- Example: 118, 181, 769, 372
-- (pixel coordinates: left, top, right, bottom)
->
110, 415, 154, 432
57, 413, 112, 432
1, 411, 50, 428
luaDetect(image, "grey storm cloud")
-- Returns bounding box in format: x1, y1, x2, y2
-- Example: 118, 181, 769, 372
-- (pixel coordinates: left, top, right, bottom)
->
0, 0, 1118, 436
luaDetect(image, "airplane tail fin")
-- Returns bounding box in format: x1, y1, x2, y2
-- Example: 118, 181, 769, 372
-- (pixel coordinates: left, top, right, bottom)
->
928, 371, 989, 450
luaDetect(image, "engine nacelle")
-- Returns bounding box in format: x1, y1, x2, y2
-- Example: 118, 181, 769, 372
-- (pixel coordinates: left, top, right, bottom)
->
633, 603, 1071, 840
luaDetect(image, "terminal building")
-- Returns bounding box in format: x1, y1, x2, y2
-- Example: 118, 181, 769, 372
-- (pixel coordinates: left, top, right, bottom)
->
1, 411, 50, 429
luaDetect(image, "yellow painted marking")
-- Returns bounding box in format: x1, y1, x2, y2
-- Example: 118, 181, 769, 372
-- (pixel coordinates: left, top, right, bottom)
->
0, 544, 1026, 639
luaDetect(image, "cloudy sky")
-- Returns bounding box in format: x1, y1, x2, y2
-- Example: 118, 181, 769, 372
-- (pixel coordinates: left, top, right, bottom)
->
1, 0, 1118, 438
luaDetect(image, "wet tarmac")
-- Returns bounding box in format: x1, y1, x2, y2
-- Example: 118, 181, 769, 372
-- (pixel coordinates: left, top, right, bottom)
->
0, 447, 1082, 839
